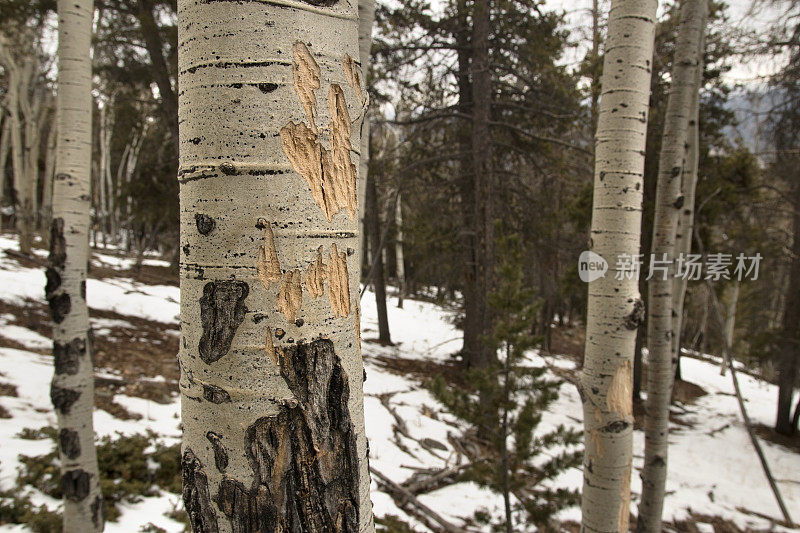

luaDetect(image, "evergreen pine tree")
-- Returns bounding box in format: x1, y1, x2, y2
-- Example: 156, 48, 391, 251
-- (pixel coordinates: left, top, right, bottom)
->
430, 231, 581, 531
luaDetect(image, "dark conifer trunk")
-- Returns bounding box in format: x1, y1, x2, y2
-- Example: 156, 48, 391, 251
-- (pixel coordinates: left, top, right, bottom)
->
461, 0, 494, 369
776, 186, 800, 435
366, 171, 391, 345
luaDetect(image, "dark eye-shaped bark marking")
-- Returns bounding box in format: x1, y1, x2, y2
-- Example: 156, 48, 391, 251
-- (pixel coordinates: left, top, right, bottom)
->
202, 384, 232, 404
50, 384, 81, 414
53, 338, 86, 375
206, 431, 228, 472
198, 280, 249, 363
59, 428, 81, 459
61, 469, 90, 501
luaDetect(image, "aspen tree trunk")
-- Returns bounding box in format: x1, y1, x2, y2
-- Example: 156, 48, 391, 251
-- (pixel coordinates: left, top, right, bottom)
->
720, 281, 739, 376
639, 1, 707, 530
48, 0, 104, 530
41, 110, 57, 245
395, 192, 406, 308
0, 118, 9, 219
671, 22, 706, 380
1, 51, 33, 254
20, 83, 45, 249
579, 1, 656, 531
357, 0, 375, 279
177, 0, 375, 530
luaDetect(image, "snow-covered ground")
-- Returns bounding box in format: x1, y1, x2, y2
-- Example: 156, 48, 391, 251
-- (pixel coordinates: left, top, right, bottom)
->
0, 233, 798, 531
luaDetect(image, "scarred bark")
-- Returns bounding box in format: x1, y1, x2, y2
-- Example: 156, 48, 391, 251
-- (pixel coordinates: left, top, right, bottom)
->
639, 1, 707, 529
579, 1, 657, 531
49, 0, 103, 530
177, 0, 374, 530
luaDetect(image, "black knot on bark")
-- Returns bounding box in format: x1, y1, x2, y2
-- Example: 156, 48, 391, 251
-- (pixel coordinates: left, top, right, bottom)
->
673, 195, 685, 209
202, 383, 232, 404
61, 469, 90, 502
219, 162, 237, 175
182, 449, 219, 533
50, 384, 80, 414
53, 338, 86, 375
48, 293, 71, 324
59, 428, 81, 459
48, 218, 67, 268
258, 82, 279, 93
195, 213, 216, 236
206, 431, 228, 472
623, 299, 645, 330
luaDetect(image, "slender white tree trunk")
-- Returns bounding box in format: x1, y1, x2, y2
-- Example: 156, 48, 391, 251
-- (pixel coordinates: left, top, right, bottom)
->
0, 47, 33, 254
21, 83, 45, 244
579, 1, 656, 531
177, 0, 375, 530
671, 27, 705, 367
358, 0, 375, 279
395, 191, 406, 308
639, 1, 707, 530
720, 281, 739, 375
47, 0, 103, 530
0, 117, 10, 225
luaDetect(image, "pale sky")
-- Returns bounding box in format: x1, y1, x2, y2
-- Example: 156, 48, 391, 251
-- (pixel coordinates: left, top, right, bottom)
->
544, 0, 788, 86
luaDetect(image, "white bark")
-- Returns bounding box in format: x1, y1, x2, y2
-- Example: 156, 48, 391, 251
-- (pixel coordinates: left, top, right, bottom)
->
177, 0, 374, 531
720, 281, 739, 376
0, 117, 10, 221
639, 1, 707, 530
671, 26, 705, 366
395, 191, 406, 308
0, 37, 47, 255
357, 0, 375, 278
48, 0, 103, 530
579, 1, 657, 532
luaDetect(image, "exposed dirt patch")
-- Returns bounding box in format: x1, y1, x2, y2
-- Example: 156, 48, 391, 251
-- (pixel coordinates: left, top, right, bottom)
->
672, 379, 708, 404
95, 391, 143, 421
753, 423, 800, 454
366, 352, 467, 389
549, 323, 585, 363
0, 297, 179, 404
88, 260, 178, 287
0, 382, 19, 397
